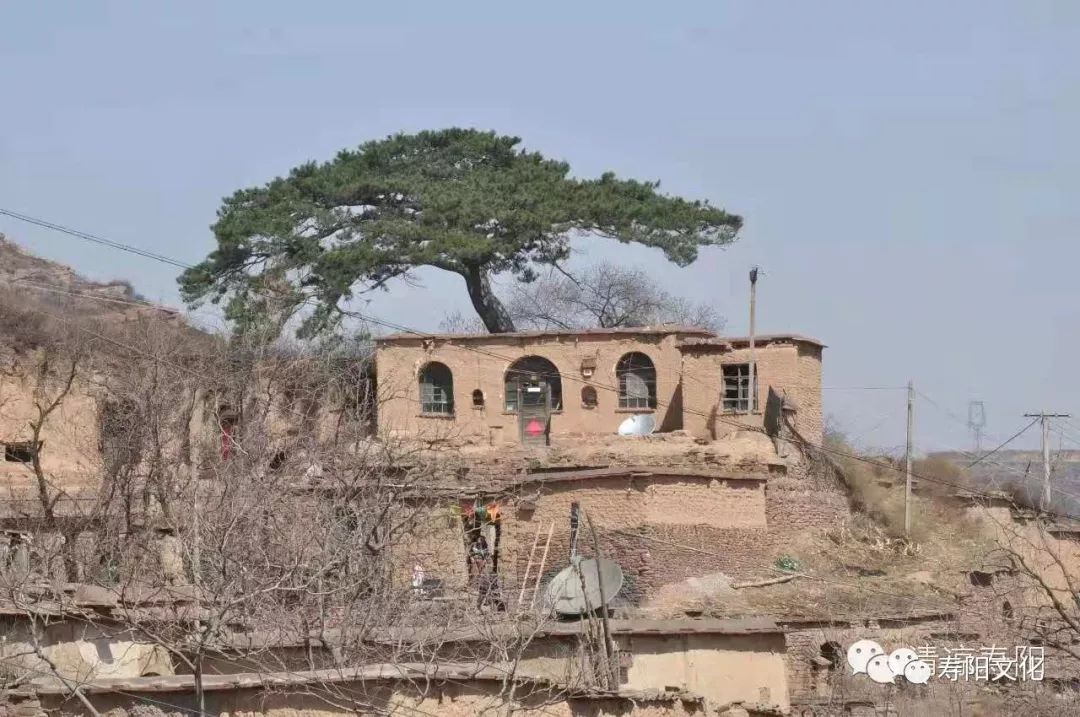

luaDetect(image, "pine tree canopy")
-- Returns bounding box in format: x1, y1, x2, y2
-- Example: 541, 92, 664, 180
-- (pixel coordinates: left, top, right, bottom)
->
179, 128, 742, 335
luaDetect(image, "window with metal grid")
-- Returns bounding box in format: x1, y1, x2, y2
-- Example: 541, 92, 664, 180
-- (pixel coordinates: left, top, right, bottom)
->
722, 363, 757, 413
616, 352, 656, 409
419, 362, 454, 415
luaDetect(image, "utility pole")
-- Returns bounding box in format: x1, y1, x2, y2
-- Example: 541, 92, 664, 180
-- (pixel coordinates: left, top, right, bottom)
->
904, 380, 914, 536
1023, 412, 1071, 511
748, 267, 759, 414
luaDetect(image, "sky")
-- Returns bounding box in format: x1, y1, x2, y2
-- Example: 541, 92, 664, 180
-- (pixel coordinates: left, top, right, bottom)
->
2, 1, 1078, 453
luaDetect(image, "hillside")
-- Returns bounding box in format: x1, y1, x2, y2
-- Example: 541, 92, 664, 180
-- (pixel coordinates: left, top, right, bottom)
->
931, 449, 1080, 517
0, 234, 197, 354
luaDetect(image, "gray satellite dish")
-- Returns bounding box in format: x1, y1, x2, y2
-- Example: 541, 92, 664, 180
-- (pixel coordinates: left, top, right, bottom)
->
543, 557, 624, 616
617, 413, 656, 436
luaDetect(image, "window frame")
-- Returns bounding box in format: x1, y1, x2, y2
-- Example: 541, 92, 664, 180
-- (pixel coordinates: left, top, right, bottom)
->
504, 356, 562, 413
418, 362, 455, 416
721, 362, 758, 413
616, 352, 657, 410
3, 440, 42, 464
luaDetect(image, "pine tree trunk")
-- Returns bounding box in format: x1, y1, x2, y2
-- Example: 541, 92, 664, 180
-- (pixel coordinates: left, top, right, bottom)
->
462, 263, 516, 333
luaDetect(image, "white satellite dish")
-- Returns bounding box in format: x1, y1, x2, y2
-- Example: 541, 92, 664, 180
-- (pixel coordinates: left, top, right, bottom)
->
543, 557, 624, 616
617, 413, 656, 436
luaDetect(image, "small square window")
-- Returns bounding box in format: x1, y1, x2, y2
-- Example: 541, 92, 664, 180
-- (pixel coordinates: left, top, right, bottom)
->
4, 441, 41, 464
722, 364, 758, 413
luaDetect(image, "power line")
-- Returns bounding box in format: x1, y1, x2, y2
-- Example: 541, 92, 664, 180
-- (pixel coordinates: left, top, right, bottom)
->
967, 419, 1039, 468
821, 386, 907, 391
7, 209, 1080, 523
0, 208, 194, 270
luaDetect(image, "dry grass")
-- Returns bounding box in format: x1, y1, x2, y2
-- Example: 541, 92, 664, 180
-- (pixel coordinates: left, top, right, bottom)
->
683, 430, 1004, 621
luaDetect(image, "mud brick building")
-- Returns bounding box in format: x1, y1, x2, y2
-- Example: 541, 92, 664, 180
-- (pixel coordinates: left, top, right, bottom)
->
374, 326, 825, 446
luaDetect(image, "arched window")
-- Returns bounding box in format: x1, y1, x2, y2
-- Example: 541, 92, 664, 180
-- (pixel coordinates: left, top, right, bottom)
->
504, 356, 562, 412
419, 362, 454, 415
472, 389, 485, 408
581, 386, 598, 408
616, 352, 656, 409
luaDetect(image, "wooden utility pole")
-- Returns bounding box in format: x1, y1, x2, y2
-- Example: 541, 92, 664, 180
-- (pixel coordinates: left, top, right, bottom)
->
1023, 412, 1071, 511
904, 380, 914, 535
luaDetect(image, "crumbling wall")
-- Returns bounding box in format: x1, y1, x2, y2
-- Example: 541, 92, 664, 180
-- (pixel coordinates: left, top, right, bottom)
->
782, 615, 956, 704
0, 614, 173, 683
0, 359, 102, 490
496, 473, 770, 603
392, 503, 469, 593
765, 481, 850, 545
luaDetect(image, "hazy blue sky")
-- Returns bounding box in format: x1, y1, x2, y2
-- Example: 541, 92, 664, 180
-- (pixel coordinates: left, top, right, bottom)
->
2, 1, 1078, 453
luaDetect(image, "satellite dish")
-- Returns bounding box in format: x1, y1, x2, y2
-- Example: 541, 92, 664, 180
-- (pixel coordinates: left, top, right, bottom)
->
543, 557, 624, 615
617, 413, 656, 436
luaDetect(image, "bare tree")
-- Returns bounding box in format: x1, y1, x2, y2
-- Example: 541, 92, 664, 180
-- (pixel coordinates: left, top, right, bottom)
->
439, 262, 722, 334
0, 296, 600, 716
506, 263, 722, 332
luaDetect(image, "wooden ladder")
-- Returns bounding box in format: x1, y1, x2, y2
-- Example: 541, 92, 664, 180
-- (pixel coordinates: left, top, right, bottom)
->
517, 521, 554, 611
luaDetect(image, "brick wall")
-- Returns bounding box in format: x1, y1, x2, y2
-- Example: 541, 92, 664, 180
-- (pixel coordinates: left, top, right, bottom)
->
782, 616, 957, 702
395, 470, 775, 603
493, 472, 770, 603
765, 486, 850, 542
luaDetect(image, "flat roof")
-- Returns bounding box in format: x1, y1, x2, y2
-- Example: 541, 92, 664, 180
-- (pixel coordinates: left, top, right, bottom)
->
376, 324, 715, 343
679, 333, 826, 350
222, 617, 784, 650
29, 662, 705, 703
517, 466, 770, 486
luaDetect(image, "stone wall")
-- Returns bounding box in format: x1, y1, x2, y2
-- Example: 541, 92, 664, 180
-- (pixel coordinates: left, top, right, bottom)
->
765, 482, 850, 544
782, 614, 957, 704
